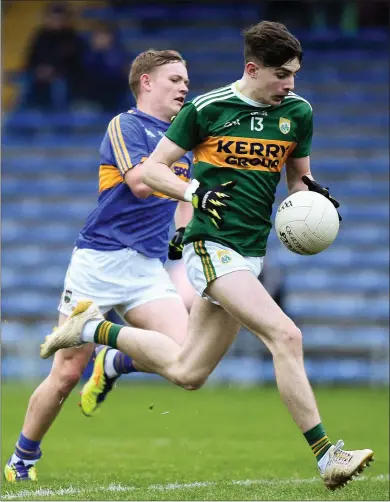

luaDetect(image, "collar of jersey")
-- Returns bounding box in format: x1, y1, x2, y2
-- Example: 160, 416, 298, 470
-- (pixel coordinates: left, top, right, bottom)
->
231, 81, 271, 108
127, 107, 172, 126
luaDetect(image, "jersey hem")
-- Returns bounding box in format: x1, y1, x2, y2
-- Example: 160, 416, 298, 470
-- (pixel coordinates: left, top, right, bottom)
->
183, 235, 266, 258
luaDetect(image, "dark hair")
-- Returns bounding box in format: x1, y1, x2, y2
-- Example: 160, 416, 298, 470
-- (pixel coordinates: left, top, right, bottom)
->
242, 21, 302, 68
129, 49, 186, 98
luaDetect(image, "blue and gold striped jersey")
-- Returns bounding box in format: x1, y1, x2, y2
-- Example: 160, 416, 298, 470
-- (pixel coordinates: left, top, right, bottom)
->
75, 108, 193, 259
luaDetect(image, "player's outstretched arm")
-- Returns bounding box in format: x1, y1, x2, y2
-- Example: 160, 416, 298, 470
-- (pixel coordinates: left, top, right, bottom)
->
143, 136, 236, 228
142, 136, 190, 201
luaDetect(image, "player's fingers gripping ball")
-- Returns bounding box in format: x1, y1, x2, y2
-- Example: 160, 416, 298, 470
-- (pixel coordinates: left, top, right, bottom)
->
191, 180, 237, 229
301, 175, 342, 221
168, 227, 185, 260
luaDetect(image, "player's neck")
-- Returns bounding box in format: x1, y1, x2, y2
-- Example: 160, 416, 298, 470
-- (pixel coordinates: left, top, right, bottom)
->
136, 100, 171, 123
236, 78, 268, 105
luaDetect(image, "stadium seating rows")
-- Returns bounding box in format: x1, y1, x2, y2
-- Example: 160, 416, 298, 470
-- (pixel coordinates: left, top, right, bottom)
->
2, 177, 388, 199
4, 110, 387, 129
2, 155, 388, 176
2, 9, 388, 382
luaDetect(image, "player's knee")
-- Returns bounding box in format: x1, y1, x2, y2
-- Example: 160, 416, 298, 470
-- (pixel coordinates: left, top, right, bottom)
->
273, 323, 303, 355
53, 361, 84, 396
171, 367, 207, 391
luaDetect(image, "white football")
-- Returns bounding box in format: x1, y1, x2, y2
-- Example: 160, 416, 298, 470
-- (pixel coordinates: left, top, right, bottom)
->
275, 191, 340, 255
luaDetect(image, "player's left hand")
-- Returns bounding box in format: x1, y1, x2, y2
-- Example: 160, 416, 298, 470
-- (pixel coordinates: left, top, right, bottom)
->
168, 227, 185, 260
302, 175, 342, 221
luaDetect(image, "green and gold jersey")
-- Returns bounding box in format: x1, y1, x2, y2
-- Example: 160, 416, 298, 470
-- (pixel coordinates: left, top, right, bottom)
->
165, 81, 313, 257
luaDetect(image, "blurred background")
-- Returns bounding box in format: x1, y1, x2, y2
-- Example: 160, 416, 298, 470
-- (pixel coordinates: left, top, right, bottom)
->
2, 0, 389, 385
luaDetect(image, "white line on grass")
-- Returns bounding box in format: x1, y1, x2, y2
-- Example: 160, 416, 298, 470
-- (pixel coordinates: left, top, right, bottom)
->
2, 474, 389, 499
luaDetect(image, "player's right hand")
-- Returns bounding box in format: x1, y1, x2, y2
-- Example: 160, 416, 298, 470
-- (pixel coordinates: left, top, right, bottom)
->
168, 227, 185, 260
192, 181, 236, 229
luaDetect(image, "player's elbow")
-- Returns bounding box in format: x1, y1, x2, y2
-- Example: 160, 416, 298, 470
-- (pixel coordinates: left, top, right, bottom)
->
131, 183, 153, 199
124, 167, 153, 198
140, 160, 154, 186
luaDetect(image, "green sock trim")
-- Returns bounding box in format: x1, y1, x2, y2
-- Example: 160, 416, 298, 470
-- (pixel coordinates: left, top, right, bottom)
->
107, 324, 122, 349
304, 423, 332, 461
94, 321, 122, 349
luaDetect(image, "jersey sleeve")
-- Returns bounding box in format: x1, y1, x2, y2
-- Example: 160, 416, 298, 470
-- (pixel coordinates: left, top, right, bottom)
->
165, 102, 202, 151
105, 113, 146, 176
290, 105, 313, 158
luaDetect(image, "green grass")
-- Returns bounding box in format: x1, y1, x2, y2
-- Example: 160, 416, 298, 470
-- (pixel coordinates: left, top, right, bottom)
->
1, 382, 389, 500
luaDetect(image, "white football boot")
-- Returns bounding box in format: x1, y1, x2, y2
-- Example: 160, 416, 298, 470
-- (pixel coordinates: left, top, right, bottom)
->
40, 300, 103, 359
319, 439, 374, 490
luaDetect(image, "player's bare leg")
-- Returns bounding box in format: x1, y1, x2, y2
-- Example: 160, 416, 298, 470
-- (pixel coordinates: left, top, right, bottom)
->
23, 343, 94, 439
80, 260, 196, 416
80, 297, 190, 416
4, 313, 93, 482
167, 259, 196, 311
209, 271, 320, 431
114, 295, 240, 388
42, 296, 240, 389
207, 270, 374, 490
125, 296, 189, 369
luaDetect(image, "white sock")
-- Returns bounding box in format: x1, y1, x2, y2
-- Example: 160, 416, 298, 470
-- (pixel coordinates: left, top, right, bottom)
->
80, 320, 102, 342
317, 449, 331, 472
11, 453, 39, 467
104, 349, 120, 378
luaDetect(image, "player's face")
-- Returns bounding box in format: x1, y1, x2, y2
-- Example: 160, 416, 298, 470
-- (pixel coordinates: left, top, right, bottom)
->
249, 57, 301, 105
149, 62, 189, 119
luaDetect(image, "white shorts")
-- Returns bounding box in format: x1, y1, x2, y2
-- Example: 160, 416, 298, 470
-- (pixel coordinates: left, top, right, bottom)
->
183, 240, 264, 305
58, 247, 179, 318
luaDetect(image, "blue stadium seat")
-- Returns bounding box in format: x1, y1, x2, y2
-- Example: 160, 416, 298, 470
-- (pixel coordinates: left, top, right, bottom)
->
315, 157, 388, 175
2, 292, 60, 316
305, 50, 387, 61
2, 221, 79, 245
3, 134, 98, 148
312, 136, 387, 149
285, 270, 389, 293
330, 181, 389, 199
287, 296, 388, 320
2, 266, 66, 289
2, 200, 95, 221
4, 110, 111, 131
302, 326, 389, 348
1, 321, 55, 341
341, 204, 388, 220
2, 156, 99, 174
314, 115, 387, 127
326, 225, 388, 246
2, 246, 72, 268
2, 178, 98, 197
276, 247, 388, 268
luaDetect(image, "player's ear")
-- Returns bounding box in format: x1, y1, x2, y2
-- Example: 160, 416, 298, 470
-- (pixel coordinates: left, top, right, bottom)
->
140, 73, 152, 92
245, 62, 259, 79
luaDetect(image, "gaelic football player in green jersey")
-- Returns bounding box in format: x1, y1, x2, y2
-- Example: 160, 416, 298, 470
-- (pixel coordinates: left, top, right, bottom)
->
41, 21, 373, 490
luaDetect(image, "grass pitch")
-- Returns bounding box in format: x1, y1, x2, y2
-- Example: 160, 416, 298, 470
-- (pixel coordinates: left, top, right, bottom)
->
1, 382, 389, 500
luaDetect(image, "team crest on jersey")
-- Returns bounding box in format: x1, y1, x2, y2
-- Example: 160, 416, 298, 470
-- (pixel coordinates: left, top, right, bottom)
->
216, 250, 232, 264
64, 289, 72, 304
279, 117, 291, 135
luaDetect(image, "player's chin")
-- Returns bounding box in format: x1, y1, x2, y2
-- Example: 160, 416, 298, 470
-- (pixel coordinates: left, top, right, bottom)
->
270, 95, 285, 105
171, 100, 184, 113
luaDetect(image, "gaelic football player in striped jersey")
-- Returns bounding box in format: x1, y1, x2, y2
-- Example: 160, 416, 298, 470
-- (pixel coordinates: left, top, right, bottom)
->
5, 49, 195, 482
